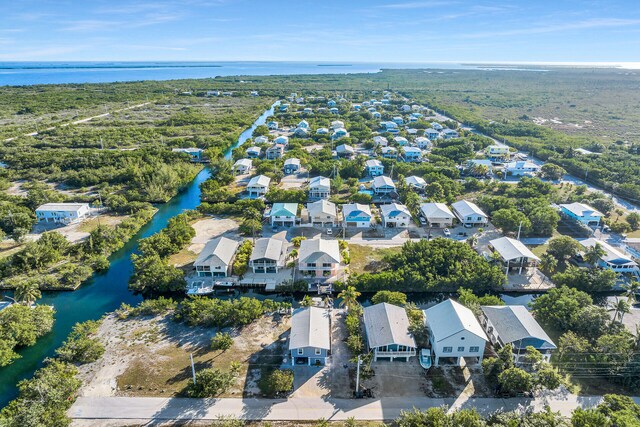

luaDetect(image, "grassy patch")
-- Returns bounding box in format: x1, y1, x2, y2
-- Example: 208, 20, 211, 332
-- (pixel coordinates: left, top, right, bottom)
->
348, 244, 401, 274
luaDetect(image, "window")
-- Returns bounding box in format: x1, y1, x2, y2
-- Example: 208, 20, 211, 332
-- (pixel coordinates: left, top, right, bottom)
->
470, 346, 480, 353
315, 348, 321, 355
307, 263, 316, 268
457, 346, 465, 352
443, 347, 452, 353
297, 349, 303, 355
322, 263, 332, 268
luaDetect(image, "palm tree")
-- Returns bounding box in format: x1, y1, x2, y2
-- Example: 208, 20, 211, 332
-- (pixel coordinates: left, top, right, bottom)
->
299, 295, 313, 307
287, 249, 298, 262
14, 281, 41, 306
624, 281, 640, 305
337, 286, 361, 313
540, 253, 558, 274
584, 243, 605, 266
609, 298, 631, 324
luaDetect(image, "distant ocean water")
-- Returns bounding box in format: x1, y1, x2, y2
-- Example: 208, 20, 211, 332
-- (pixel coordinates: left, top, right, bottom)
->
0, 61, 546, 86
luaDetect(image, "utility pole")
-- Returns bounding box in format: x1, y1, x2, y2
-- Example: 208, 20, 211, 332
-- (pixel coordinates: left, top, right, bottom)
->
190, 353, 196, 385
355, 355, 362, 397
517, 221, 523, 240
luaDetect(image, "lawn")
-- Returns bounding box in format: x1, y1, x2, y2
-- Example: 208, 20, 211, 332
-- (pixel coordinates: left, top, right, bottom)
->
348, 244, 401, 274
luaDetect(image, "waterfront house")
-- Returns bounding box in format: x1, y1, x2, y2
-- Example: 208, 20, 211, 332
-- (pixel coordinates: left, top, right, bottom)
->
373, 136, 388, 147
419, 203, 455, 228
372, 175, 396, 195
380, 203, 411, 228
331, 127, 349, 140
35, 203, 90, 224
172, 147, 204, 160
381, 146, 397, 159
246, 146, 261, 158
194, 236, 239, 278
307, 199, 337, 226
505, 160, 540, 176
424, 299, 488, 367
267, 121, 279, 130
579, 238, 638, 274
309, 176, 331, 199
247, 175, 271, 198
363, 303, 416, 362
425, 128, 439, 140
269, 203, 298, 227
480, 305, 556, 364
451, 200, 488, 227
489, 236, 540, 274
365, 159, 384, 177
342, 203, 372, 228
289, 307, 331, 366
405, 175, 426, 190
266, 144, 285, 160
298, 238, 341, 279
402, 146, 422, 162
249, 237, 285, 273
283, 158, 301, 174
233, 158, 252, 175
394, 136, 408, 146
560, 203, 603, 227
336, 144, 355, 158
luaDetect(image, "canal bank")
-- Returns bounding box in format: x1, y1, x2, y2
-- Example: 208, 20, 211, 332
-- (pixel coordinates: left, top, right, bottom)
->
0, 102, 277, 407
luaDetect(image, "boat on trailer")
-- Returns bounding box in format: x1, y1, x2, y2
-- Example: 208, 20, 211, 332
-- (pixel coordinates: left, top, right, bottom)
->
419, 348, 432, 369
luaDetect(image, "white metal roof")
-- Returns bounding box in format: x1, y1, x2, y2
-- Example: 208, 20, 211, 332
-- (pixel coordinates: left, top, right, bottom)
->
372, 175, 395, 189
364, 303, 416, 349
36, 203, 89, 212
342, 203, 371, 218
560, 202, 603, 218
307, 199, 337, 217
366, 159, 383, 168
489, 237, 540, 262
250, 237, 284, 262
298, 238, 340, 265
380, 203, 410, 218
194, 237, 239, 267
580, 238, 636, 265
424, 299, 487, 343
481, 305, 555, 349
420, 202, 454, 220
284, 158, 300, 166
309, 176, 330, 189
234, 158, 252, 167
405, 176, 426, 187
451, 200, 487, 219
248, 175, 271, 188
289, 307, 331, 350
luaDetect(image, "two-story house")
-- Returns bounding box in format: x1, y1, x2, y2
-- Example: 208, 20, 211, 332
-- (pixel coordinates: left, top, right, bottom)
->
489, 236, 540, 274
420, 203, 455, 228
298, 238, 341, 279
372, 176, 396, 195
307, 199, 337, 227
364, 303, 416, 362
194, 236, 239, 278
269, 203, 298, 227
35, 203, 90, 224
342, 203, 372, 228
289, 307, 331, 366
365, 159, 384, 177
246, 175, 271, 198
233, 158, 252, 175
249, 237, 285, 273
560, 203, 603, 227
283, 158, 301, 174
380, 203, 412, 228
451, 200, 488, 227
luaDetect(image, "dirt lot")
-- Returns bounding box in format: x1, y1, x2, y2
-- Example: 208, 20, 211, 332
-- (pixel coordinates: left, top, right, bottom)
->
169, 216, 240, 267
348, 244, 401, 274
77, 312, 291, 398
29, 213, 128, 244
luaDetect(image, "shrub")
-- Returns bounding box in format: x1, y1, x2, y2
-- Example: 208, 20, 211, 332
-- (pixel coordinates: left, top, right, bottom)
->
56, 320, 105, 364
498, 367, 533, 395
184, 365, 240, 397
211, 332, 234, 351
259, 369, 293, 397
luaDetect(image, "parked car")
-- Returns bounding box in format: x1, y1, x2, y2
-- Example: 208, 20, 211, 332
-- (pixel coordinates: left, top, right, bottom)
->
326, 228, 333, 235
444, 228, 451, 236
419, 217, 427, 225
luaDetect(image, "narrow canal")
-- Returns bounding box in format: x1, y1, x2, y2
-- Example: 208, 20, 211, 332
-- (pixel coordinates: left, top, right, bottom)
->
0, 102, 278, 407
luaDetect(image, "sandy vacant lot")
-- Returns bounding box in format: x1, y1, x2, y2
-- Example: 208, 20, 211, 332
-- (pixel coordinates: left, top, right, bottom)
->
169, 217, 240, 267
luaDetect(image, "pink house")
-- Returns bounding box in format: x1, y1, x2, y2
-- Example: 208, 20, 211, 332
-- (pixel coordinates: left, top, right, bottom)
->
298, 239, 341, 278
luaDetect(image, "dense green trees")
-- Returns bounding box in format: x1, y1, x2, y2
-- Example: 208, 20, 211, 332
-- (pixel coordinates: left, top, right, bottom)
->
0, 304, 55, 367
552, 266, 616, 292
174, 296, 290, 328
370, 290, 407, 306
55, 320, 104, 364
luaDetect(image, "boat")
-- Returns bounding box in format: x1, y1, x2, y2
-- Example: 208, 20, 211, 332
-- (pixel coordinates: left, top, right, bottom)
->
186, 281, 215, 296
419, 348, 432, 370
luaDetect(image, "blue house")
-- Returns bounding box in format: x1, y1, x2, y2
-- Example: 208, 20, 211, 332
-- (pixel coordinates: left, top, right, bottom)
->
289, 307, 331, 366
364, 303, 416, 362
342, 203, 372, 228
559, 203, 603, 227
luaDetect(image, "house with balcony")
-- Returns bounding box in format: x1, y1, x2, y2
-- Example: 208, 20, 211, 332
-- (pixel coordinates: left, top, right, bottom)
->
480, 305, 556, 364
424, 299, 488, 367
579, 238, 638, 274
283, 158, 301, 174
267, 121, 279, 130
425, 128, 439, 140
489, 236, 540, 274
274, 136, 289, 146
441, 129, 459, 139
420, 203, 454, 228
316, 127, 329, 135
381, 146, 397, 159
266, 144, 285, 160
392, 116, 404, 125
380, 203, 411, 228
336, 144, 355, 158
405, 175, 426, 190
331, 127, 349, 140
415, 137, 432, 150
394, 136, 408, 146
194, 236, 239, 278
486, 145, 510, 161
246, 175, 271, 198
297, 120, 310, 129
249, 237, 285, 273
330, 120, 344, 130
505, 160, 540, 177
560, 203, 603, 227
372, 175, 396, 195
307, 199, 337, 226
365, 159, 384, 176
246, 146, 261, 158
330, 107, 339, 115
298, 238, 341, 279
342, 203, 372, 228
35, 203, 90, 225
364, 303, 416, 362
289, 307, 331, 366
293, 127, 309, 138
233, 158, 252, 175
451, 200, 488, 227
402, 146, 422, 162
373, 136, 388, 147
431, 122, 444, 131
309, 176, 331, 199
269, 203, 298, 227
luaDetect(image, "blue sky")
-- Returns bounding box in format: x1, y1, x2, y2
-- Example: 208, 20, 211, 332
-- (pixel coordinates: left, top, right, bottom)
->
2, 0, 640, 62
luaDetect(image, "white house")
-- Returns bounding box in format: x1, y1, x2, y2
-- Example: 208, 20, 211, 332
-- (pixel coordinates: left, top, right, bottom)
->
298, 238, 341, 279
329, 107, 339, 115
194, 237, 239, 278
381, 121, 399, 132
505, 160, 540, 177
269, 203, 298, 227
381, 146, 397, 159
372, 176, 396, 195
35, 203, 90, 224
560, 203, 603, 227
380, 203, 412, 228
342, 203, 372, 228
364, 303, 416, 362
486, 145, 510, 161
579, 238, 638, 274
451, 200, 488, 227
172, 147, 204, 160
373, 136, 388, 147
297, 120, 310, 129
424, 299, 488, 367
247, 175, 271, 198
431, 122, 444, 131
489, 236, 540, 274
266, 144, 285, 160
480, 305, 556, 364
394, 136, 408, 146
293, 128, 310, 138
330, 120, 344, 130
405, 175, 427, 190
246, 146, 261, 158
307, 199, 337, 226
254, 135, 269, 144
283, 158, 301, 174
365, 159, 384, 177
233, 158, 253, 175
249, 237, 286, 273
420, 203, 455, 228
316, 127, 329, 135
289, 307, 331, 366
309, 176, 331, 199
402, 146, 422, 162
371, 111, 382, 119
415, 137, 432, 150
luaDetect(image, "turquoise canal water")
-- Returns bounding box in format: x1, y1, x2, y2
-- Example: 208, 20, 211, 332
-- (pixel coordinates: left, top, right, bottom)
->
0, 102, 277, 407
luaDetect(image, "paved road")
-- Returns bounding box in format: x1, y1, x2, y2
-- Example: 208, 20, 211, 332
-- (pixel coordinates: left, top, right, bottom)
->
69, 394, 640, 423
